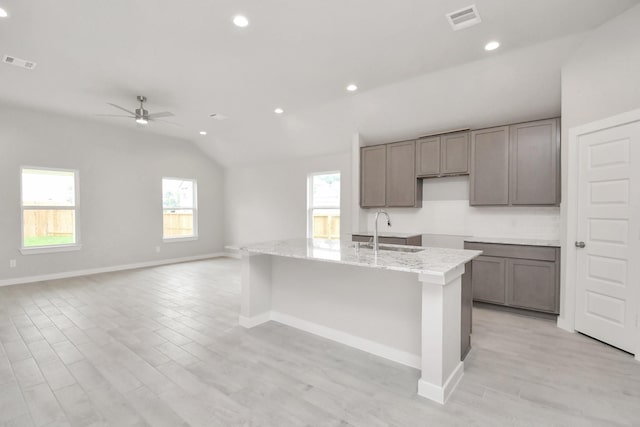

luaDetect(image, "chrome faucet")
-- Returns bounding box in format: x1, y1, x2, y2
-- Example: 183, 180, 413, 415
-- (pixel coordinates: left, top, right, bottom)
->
373, 210, 391, 254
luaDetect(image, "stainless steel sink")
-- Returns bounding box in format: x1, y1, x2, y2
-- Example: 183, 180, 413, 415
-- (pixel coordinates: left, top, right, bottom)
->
353, 243, 424, 253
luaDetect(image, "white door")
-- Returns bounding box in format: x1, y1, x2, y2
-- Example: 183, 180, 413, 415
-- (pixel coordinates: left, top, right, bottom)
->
575, 121, 640, 354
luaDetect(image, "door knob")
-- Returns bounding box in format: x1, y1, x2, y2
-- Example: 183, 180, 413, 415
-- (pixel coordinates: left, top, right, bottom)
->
575, 241, 586, 248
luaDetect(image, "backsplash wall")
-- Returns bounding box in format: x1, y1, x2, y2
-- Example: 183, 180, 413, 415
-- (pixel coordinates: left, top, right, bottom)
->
362, 176, 561, 240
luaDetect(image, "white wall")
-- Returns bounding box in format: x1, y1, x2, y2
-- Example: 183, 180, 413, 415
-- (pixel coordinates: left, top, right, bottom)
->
223, 151, 352, 246
0, 103, 225, 282
361, 177, 560, 239
558, 4, 640, 323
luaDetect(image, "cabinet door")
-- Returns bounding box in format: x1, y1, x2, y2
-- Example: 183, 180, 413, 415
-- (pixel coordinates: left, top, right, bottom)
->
416, 136, 440, 177
471, 256, 506, 304
386, 140, 419, 207
360, 145, 387, 208
509, 119, 559, 205
470, 126, 509, 205
507, 258, 558, 313
441, 132, 469, 175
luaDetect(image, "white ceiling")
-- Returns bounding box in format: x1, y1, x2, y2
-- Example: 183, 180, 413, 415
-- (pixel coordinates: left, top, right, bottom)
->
0, 0, 638, 166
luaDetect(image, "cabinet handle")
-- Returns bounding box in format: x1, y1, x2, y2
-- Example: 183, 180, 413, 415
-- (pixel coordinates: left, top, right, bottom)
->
575, 241, 586, 248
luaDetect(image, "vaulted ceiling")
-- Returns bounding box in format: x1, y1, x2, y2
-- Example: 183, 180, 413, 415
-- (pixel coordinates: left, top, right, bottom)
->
0, 0, 638, 166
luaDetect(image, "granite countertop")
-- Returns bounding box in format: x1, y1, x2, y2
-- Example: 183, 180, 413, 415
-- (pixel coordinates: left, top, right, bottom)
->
465, 236, 561, 247
352, 231, 421, 238
238, 238, 482, 276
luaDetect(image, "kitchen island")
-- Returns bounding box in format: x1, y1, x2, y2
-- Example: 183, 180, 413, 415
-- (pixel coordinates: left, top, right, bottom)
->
238, 238, 481, 404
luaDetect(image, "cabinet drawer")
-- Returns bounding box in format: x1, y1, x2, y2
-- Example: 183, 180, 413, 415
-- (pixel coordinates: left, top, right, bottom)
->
464, 242, 557, 261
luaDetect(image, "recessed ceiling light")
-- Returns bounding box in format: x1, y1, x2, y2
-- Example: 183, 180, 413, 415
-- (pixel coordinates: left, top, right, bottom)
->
0, 8, 8, 18
199, 131, 207, 135
274, 108, 284, 114
233, 15, 249, 27
346, 84, 358, 92
485, 41, 500, 51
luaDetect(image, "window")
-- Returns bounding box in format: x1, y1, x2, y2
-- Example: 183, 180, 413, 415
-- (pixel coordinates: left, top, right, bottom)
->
21, 167, 80, 253
308, 172, 340, 239
162, 178, 197, 240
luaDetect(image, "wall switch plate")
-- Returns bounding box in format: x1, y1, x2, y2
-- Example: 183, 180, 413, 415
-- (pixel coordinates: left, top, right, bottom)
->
9, 259, 16, 268
155, 246, 161, 253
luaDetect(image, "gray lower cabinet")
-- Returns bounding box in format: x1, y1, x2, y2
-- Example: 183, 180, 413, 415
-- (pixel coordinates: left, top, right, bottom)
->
461, 261, 472, 359
470, 118, 560, 206
470, 256, 506, 304
416, 131, 469, 178
464, 241, 560, 314
507, 258, 557, 312
470, 126, 509, 205
360, 145, 387, 207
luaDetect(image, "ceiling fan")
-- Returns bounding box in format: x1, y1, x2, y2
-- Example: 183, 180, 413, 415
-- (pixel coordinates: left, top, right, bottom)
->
99, 95, 175, 125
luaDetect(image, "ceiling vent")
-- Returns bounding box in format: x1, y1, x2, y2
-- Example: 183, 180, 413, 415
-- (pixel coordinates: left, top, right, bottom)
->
446, 4, 481, 31
209, 113, 228, 121
2, 55, 37, 70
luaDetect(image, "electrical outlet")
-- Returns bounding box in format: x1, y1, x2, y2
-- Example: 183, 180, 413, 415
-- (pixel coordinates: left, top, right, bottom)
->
9, 259, 16, 268
155, 246, 161, 253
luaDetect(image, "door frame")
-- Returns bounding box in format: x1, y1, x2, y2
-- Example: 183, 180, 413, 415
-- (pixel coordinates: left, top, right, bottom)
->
559, 108, 640, 361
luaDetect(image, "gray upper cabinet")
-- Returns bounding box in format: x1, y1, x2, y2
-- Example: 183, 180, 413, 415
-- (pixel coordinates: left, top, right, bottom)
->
470, 118, 560, 206
416, 131, 469, 178
360, 145, 386, 208
387, 140, 420, 207
441, 132, 470, 175
470, 126, 510, 205
509, 118, 559, 205
360, 141, 421, 208
416, 136, 441, 177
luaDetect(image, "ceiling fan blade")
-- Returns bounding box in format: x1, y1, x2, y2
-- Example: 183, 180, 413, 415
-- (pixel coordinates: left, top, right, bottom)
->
107, 103, 136, 116
148, 111, 174, 119
95, 114, 134, 118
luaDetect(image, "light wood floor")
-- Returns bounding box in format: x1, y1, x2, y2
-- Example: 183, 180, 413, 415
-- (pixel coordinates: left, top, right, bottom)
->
1, 258, 639, 427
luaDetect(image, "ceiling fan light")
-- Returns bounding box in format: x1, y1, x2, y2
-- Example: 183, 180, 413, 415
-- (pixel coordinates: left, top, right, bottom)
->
136, 118, 148, 125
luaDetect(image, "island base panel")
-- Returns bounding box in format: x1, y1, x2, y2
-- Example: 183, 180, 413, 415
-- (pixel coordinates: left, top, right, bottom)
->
239, 252, 467, 404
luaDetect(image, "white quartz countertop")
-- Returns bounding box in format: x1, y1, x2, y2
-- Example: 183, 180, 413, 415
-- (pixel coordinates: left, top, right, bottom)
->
465, 236, 561, 247
352, 231, 421, 238
237, 238, 482, 277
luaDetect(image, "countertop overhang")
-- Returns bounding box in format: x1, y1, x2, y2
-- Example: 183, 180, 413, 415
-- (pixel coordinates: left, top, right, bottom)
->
238, 238, 482, 277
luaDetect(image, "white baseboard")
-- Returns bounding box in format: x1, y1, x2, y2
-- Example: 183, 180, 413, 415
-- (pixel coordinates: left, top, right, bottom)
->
0, 252, 230, 287
418, 361, 464, 405
556, 316, 575, 333
224, 250, 242, 259
270, 311, 421, 369
238, 313, 272, 328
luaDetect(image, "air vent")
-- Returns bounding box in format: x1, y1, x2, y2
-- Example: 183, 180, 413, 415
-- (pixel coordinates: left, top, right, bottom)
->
446, 4, 481, 31
2, 55, 37, 70
209, 113, 228, 121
